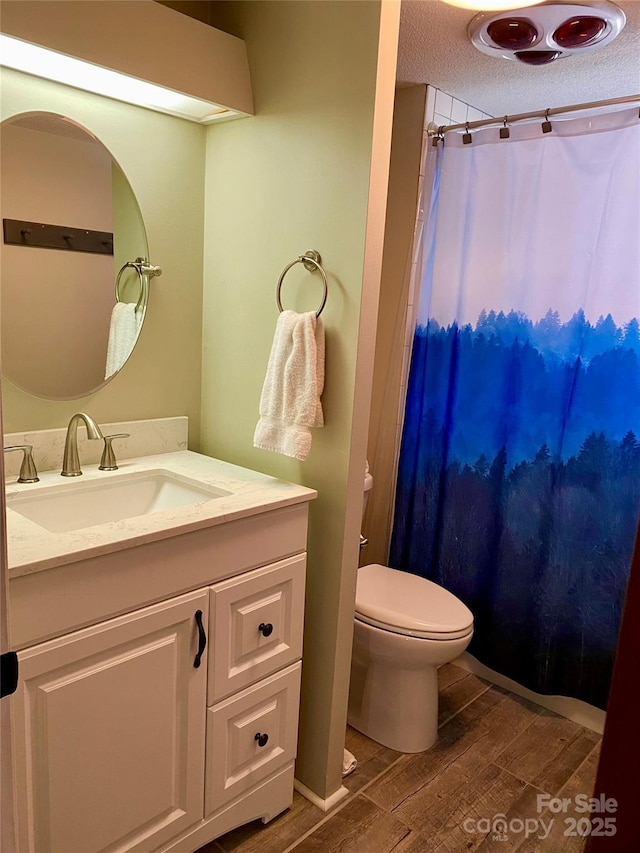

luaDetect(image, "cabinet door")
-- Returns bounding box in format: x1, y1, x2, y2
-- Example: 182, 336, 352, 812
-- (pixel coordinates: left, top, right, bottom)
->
208, 554, 305, 703
11, 588, 209, 853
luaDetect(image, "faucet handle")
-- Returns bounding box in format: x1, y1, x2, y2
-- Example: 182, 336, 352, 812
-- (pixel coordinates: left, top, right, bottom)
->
4, 445, 39, 483
99, 434, 130, 471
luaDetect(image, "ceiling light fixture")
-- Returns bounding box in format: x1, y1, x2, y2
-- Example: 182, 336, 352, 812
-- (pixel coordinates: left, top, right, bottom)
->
0, 0, 253, 123
0, 35, 232, 123
468, 0, 626, 65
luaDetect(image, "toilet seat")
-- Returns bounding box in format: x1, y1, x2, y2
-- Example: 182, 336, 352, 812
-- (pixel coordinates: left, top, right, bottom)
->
355, 564, 474, 640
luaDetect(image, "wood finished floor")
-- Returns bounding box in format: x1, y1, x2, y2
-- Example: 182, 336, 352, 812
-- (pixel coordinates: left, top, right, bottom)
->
198, 663, 602, 853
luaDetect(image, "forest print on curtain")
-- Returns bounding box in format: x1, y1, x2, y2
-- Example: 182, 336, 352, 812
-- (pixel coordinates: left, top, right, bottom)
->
390, 108, 640, 709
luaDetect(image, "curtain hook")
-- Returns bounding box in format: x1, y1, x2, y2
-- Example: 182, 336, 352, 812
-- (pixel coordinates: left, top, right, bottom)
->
542, 108, 553, 134
500, 116, 510, 139
462, 122, 473, 145
432, 125, 445, 147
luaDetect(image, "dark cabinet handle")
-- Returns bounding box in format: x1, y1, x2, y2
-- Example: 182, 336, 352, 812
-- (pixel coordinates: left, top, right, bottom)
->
254, 732, 269, 747
194, 610, 207, 668
258, 622, 273, 637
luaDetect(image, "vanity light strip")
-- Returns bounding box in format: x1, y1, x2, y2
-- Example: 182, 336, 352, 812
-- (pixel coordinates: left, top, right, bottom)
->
3, 219, 114, 255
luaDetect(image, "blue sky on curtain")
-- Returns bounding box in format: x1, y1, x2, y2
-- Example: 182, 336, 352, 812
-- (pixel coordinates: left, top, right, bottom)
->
390, 107, 640, 709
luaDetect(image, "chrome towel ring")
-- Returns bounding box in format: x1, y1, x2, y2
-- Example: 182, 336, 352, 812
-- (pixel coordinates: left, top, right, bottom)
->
115, 257, 162, 313
276, 250, 328, 318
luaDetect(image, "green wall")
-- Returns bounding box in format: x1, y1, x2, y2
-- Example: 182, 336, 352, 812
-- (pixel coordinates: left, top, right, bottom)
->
201, 0, 395, 800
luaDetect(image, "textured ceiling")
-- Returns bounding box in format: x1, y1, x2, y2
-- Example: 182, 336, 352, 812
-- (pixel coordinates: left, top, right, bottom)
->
397, 0, 640, 116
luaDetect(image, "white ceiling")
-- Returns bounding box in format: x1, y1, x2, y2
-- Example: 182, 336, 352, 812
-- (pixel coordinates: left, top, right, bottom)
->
397, 0, 640, 116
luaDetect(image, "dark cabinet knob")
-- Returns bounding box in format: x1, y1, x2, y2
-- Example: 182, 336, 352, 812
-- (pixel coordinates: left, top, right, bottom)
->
258, 622, 273, 637
254, 732, 269, 747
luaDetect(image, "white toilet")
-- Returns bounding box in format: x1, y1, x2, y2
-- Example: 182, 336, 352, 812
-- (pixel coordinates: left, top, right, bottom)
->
347, 467, 474, 753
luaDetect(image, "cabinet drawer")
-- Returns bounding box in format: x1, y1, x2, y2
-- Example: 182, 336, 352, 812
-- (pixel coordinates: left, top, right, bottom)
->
207, 554, 305, 704
205, 662, 301, 815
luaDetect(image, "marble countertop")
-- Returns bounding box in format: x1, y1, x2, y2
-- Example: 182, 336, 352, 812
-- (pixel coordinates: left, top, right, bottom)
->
5, 451, 316, 578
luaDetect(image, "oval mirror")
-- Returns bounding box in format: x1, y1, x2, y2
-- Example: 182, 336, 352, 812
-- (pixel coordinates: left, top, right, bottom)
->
0, 112, 148, 400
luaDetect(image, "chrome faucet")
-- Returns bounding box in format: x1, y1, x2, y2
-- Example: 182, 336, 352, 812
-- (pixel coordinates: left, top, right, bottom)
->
61, 413, 104, 477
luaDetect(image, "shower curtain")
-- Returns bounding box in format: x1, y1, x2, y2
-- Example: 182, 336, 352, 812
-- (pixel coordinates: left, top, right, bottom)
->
390, 107, 640, 709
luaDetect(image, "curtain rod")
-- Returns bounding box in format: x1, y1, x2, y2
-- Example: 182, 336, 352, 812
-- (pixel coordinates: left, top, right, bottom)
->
427, 93, 640, 136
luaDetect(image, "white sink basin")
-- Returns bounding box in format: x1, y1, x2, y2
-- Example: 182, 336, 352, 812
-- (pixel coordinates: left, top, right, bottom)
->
6, 469, 231, 533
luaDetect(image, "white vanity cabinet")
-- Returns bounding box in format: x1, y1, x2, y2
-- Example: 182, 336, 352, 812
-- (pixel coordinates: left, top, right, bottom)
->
9, 480, 312, 853
11, 589, 210, 853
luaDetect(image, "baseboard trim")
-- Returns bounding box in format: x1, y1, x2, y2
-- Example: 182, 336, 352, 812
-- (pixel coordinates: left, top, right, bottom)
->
455, 653, 606, 734
293, 779, 349, 812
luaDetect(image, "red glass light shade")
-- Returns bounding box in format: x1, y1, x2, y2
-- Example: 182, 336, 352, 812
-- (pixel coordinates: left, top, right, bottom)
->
553, 16, 607, 47
487, 17, 539, 50
515, 50, 561, 64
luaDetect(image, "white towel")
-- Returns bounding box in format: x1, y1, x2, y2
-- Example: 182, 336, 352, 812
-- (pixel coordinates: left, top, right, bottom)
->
105, 302, 140, 379
253, 310, 325, 461
342, 749, 357, 777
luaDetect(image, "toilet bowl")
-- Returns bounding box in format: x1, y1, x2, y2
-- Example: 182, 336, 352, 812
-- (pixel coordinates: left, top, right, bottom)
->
348, 563, 473, 752
348, 467, 473, 753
